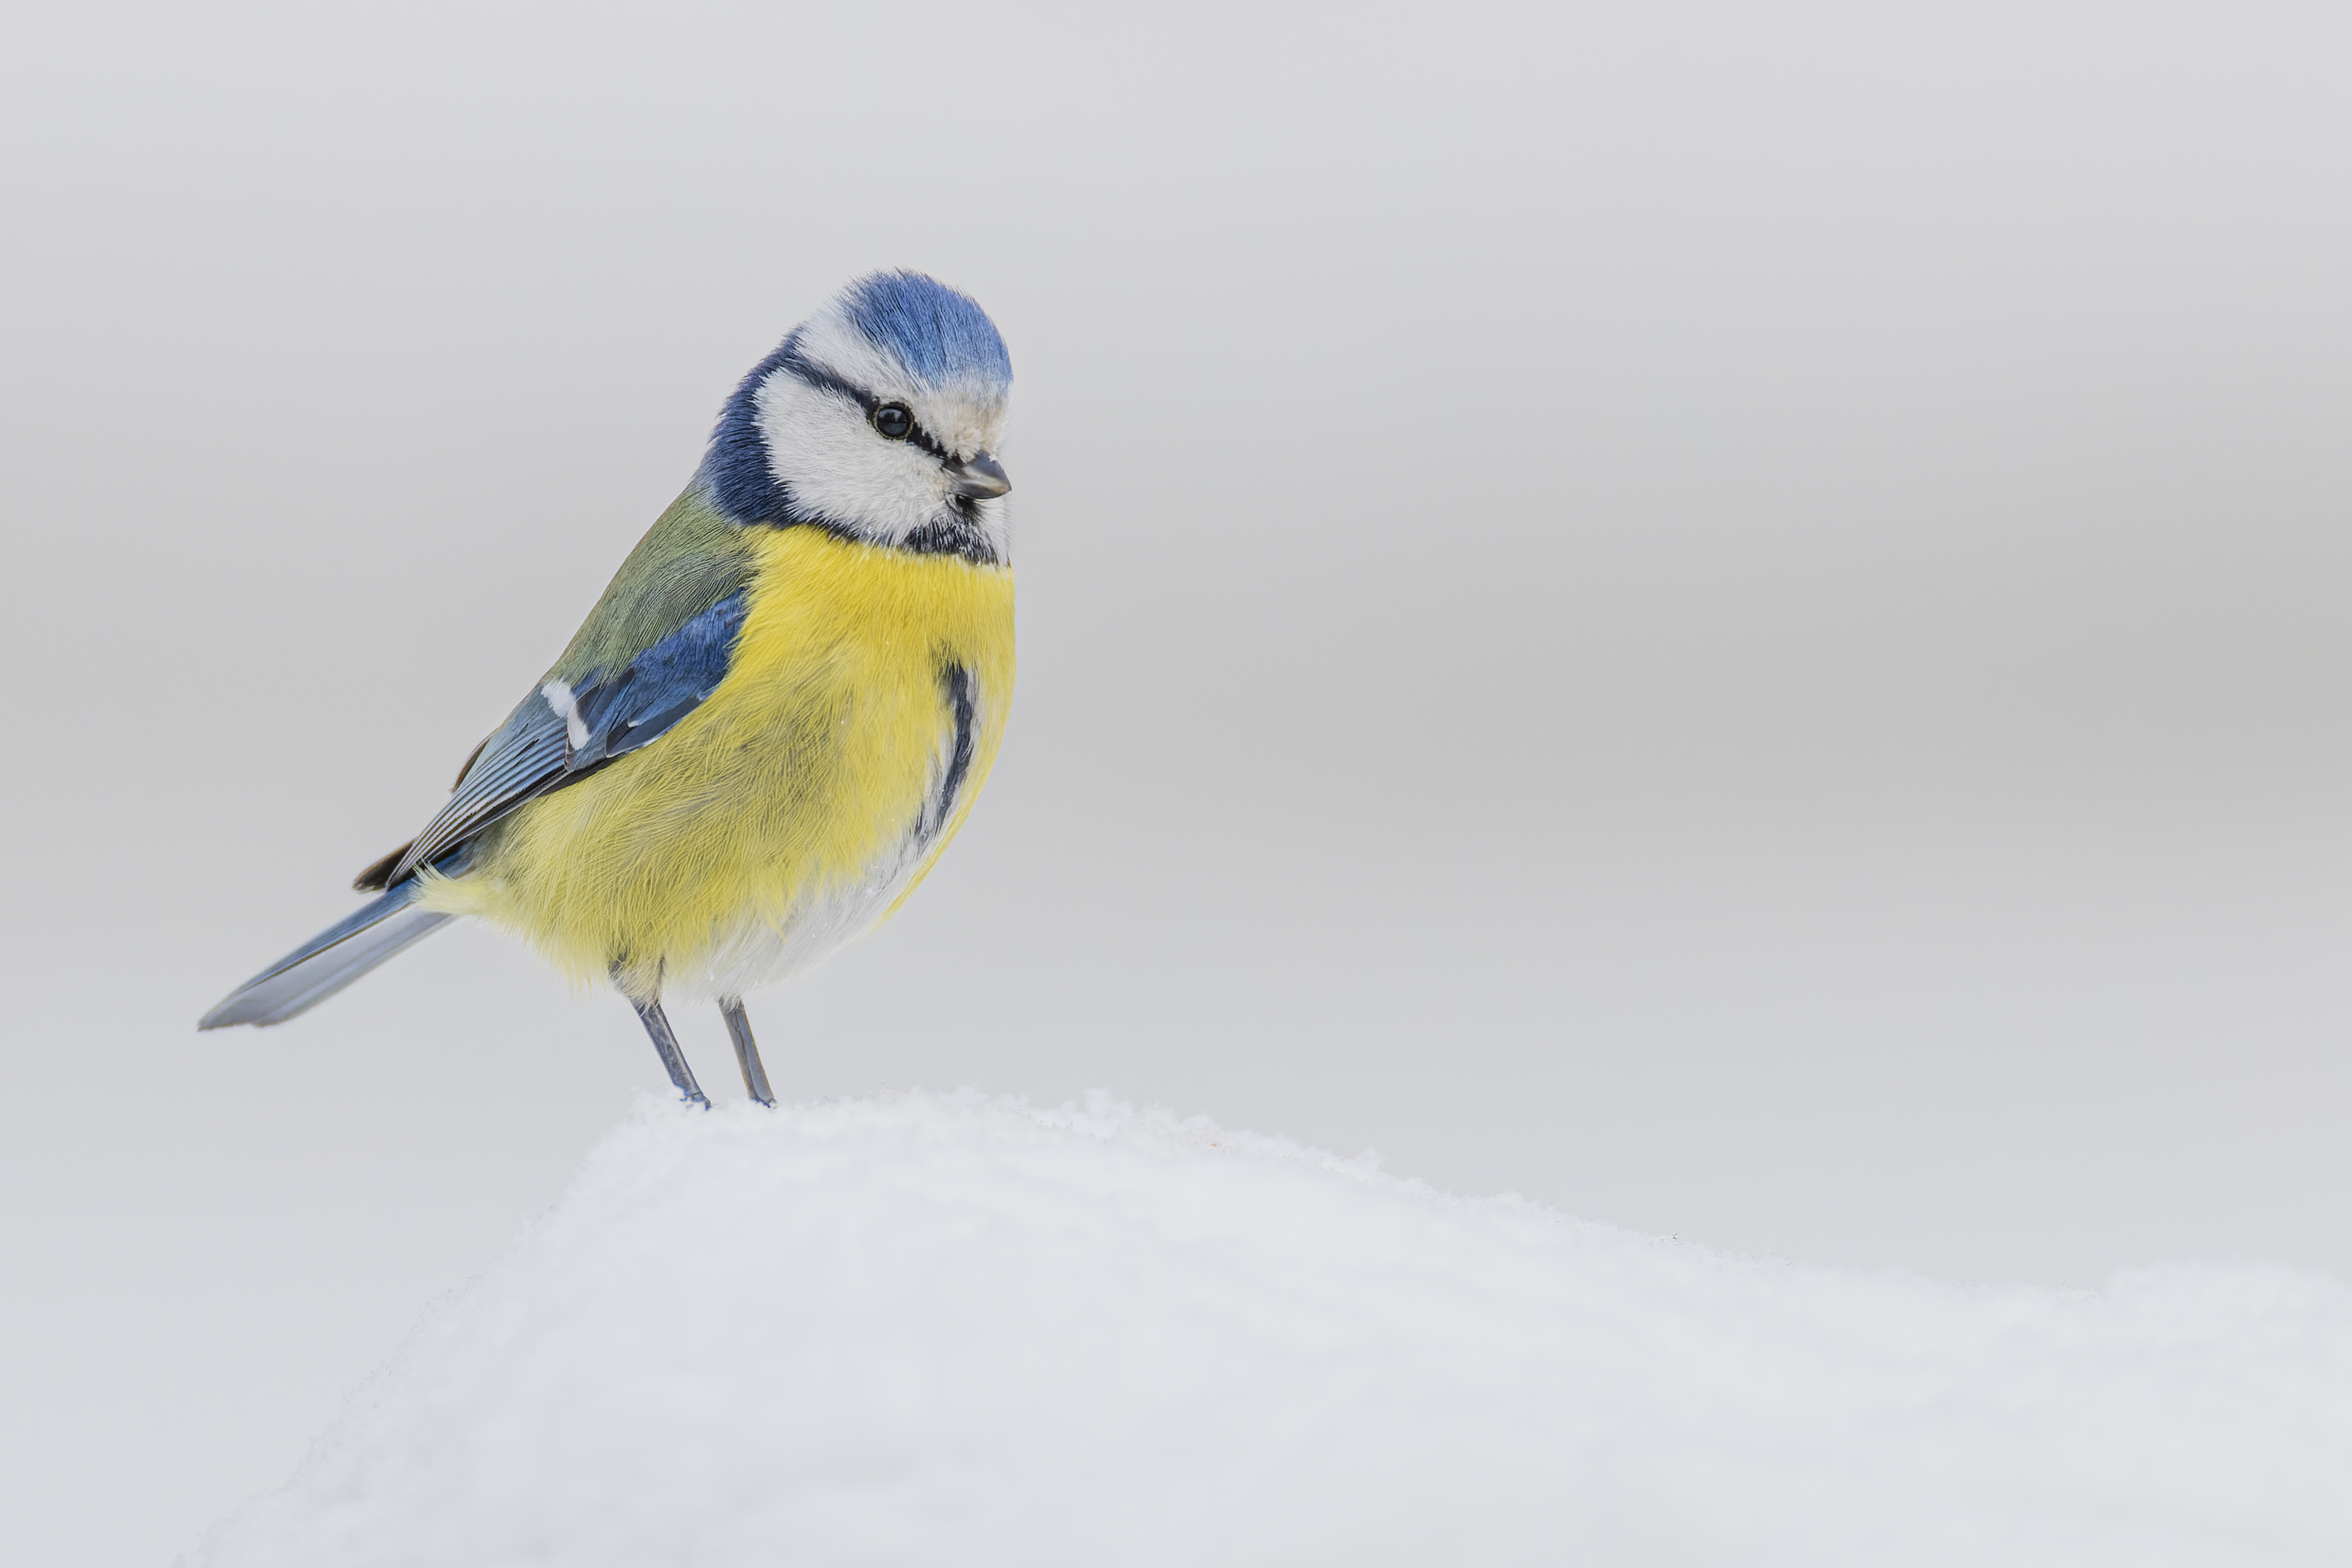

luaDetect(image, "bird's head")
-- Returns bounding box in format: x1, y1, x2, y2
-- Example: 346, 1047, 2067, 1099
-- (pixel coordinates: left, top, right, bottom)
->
703, 270, 1014, 563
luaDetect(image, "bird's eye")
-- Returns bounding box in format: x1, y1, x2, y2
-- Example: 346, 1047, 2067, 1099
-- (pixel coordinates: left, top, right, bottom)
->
871, 402, 914, 441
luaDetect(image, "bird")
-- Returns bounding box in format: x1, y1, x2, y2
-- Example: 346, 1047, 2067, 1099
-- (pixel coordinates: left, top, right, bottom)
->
200, 270, 1018, 1108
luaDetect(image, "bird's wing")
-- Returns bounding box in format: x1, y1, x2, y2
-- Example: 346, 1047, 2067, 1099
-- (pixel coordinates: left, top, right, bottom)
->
364, 588, 750, 888
356, 485, 763, 891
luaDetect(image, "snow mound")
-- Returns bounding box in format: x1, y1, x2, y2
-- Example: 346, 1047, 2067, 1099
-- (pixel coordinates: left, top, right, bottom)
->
190, 1091, 2352, 1567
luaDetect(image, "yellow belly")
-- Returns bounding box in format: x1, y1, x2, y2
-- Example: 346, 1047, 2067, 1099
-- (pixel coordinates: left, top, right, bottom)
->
421, 527, 1015, 1000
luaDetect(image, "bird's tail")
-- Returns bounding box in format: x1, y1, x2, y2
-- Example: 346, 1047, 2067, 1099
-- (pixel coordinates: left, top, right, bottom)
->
199, 881, 454, 1029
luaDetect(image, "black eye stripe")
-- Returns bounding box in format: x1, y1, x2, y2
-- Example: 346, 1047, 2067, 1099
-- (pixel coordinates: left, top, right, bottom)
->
780, 354, 954, 460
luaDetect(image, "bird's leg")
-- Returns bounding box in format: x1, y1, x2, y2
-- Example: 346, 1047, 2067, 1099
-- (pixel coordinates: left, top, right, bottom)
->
629, 993, 709, 1109
719, 997, 776, 1107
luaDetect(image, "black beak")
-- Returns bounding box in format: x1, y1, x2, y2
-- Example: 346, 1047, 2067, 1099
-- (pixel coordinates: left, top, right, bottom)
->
947, 452, 1011, 500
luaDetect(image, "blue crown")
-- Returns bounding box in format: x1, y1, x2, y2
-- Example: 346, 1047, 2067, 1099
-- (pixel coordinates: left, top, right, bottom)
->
838, 270, 1011, 391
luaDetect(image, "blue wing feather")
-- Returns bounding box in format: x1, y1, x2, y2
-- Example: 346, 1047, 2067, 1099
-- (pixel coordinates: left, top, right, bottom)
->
379, 591, 747, 886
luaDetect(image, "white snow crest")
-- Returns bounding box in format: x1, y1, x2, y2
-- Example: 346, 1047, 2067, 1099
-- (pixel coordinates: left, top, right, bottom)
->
186, 1090, 2352, 1567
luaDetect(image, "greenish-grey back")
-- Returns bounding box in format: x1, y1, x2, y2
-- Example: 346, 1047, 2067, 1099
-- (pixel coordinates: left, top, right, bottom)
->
547, 484, 760, 684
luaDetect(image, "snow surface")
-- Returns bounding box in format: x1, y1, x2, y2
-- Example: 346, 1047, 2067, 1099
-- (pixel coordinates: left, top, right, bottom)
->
189, 1091, 2352, 1567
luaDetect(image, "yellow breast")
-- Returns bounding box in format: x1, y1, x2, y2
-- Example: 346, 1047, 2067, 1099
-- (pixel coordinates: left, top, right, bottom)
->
426, 527, 1016, 998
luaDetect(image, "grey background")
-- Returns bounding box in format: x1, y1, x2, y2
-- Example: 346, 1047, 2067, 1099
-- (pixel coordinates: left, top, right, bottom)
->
4, 2, 2347, 1561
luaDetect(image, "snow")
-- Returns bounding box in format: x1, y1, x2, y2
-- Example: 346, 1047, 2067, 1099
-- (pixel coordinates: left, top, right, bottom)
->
187, 1091, 2352, 1567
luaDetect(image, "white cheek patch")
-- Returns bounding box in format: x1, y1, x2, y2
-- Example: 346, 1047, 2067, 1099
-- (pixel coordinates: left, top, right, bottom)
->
541, 680, 589, 751
755, 373, 949, 544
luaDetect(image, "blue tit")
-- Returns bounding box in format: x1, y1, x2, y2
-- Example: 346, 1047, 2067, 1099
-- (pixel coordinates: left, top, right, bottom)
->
201, 270, 1018, 1107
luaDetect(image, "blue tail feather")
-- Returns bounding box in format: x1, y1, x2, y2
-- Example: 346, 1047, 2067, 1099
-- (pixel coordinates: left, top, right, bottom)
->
201, 858, 467, 1029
